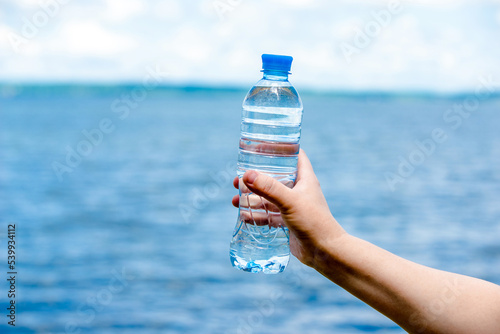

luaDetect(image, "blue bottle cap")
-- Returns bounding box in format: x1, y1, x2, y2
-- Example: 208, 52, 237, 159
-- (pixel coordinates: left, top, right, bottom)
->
261, 54, 293, 73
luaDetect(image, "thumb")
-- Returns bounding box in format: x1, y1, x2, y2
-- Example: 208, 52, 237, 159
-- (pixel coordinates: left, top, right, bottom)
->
242, 170, 295, 212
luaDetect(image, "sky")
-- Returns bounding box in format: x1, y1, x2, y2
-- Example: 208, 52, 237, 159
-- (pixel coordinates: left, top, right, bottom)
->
0, 0, 499, 92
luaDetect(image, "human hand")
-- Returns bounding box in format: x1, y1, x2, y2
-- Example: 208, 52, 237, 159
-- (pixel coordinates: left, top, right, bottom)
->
232, 149, 346, 267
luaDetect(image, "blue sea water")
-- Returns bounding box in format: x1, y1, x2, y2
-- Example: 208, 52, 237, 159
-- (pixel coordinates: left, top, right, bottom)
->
1, 85, 500, 333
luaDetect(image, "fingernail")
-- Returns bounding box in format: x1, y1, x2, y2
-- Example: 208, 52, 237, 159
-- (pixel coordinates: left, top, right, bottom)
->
245, 171, 258, 185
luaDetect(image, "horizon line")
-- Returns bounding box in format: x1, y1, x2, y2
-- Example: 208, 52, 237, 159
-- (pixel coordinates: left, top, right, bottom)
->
1, 82, 499, 99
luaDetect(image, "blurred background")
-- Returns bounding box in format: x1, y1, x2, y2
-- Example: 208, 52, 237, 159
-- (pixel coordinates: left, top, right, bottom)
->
1, 0, 500, 333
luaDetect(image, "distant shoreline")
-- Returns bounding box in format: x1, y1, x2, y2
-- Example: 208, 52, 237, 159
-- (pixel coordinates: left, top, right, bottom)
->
1, 83, 499, 100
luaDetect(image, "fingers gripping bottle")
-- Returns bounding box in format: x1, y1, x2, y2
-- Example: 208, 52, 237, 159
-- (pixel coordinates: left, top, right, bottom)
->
229, 54, 303, 274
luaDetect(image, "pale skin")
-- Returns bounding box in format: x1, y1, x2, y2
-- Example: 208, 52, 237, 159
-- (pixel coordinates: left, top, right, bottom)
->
232, 149, 500, 334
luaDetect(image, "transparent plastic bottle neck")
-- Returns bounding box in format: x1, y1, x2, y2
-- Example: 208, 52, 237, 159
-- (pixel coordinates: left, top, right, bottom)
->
262, 70, 289, 81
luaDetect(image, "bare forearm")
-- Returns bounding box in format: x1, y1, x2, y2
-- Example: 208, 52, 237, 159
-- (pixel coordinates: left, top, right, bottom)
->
313, 234, 500, 333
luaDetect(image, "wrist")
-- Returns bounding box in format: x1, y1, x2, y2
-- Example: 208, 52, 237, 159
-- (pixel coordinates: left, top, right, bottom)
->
310, 224, 351, 275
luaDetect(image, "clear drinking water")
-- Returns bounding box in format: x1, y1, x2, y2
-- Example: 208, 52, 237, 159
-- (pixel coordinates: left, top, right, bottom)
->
229, 54, 303, 274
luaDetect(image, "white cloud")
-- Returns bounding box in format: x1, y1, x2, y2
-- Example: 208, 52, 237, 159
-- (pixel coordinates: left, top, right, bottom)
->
168, 25, 212, 63
103, 0, 145, 22
56, 21, 136, 57
272, 0, 318, 8
153, 0, 184, 20
14, 0, 40, 10
0, 24, 14, 51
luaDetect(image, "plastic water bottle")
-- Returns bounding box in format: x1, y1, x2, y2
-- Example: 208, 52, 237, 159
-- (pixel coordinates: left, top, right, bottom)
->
229, 54, 303, 274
